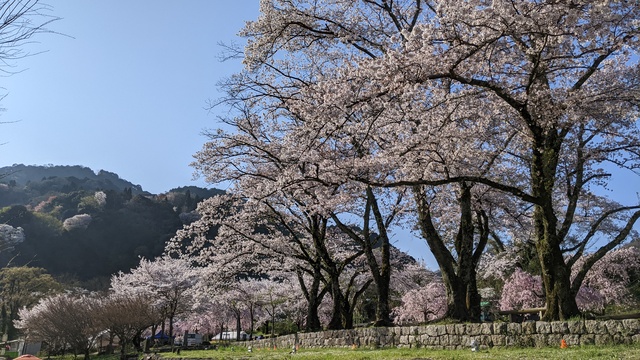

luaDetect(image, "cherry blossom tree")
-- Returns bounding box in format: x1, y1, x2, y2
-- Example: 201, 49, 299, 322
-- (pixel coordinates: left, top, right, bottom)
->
500, 268, 608, 314
392, 281, 447, 325
183, 294, 236, 342
254, 277, 296, 338
233, 279, 267, 338
574, 247, 640, 311
110, 256, 199, 340
62, 213, 92, 231
94, 191, 107, 207
0, 224, 24, 252
15, 292, 103, 360
330, 186, 408, 326
170, 194, 325, 330
95, 294, 160, 359
199, 0, 640, 324
205, 0, 430, 327
499, 269, 545, 311
168, 189, 373, 330
213, 0, 509, 323
281, 0, 640, 321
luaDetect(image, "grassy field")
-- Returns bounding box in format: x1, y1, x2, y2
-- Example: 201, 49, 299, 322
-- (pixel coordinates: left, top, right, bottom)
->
154, 344, 640, 359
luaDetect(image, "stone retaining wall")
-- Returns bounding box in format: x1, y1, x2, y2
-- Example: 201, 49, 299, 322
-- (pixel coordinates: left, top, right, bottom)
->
242, 319, 640, 350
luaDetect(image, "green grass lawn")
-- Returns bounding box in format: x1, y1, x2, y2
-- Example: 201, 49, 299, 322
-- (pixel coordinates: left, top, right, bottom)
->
154, 344, 640, 359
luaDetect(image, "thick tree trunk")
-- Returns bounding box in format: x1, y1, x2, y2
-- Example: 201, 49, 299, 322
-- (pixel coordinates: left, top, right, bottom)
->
372, 274, 392, 326
442, 272, 471, 320
304, 277, 323, 331
341, 296, 354, 329
536, 221, 580, 320
531, 142, 580, 321
414, 184, 481, 322
306, 296, 322, 331
298, 263, 323, 332
327, 276, 348, 329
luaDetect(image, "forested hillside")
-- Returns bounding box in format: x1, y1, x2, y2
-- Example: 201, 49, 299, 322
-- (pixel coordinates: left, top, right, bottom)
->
0, 164, 223, 289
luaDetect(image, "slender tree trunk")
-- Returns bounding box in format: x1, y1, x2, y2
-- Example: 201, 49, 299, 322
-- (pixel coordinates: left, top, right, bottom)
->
236, 311, 241, 341
119, 340, 126, 360
366, 187, 393, 327
249, 304, 255, 339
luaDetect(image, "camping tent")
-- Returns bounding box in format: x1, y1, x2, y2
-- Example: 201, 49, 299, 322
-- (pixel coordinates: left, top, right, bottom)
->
149, 331, 170, 340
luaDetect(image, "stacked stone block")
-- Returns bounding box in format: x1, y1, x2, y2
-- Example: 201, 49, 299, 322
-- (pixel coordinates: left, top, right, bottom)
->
243, 319, 640, 350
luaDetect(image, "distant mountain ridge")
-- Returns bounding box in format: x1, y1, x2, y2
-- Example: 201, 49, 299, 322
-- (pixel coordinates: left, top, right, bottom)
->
0, 164, 224, 289
0, 164, 147, 195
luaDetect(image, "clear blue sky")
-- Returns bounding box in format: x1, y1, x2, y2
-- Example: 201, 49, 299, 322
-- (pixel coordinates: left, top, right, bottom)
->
1, 0, 260, 194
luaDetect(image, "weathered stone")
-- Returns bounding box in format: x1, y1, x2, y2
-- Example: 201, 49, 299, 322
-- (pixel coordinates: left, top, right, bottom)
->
546, 334, 562, 348
580, 333, 595, 345
491, 334, 506, 346
417, 325, 429, 335
595, 334, 614, 345
551, 321, 569, 334
565, 334, 580, 346
517, 335, 535, 347
445, 324, 456, 335
242, 319, 639, 350
409, 326, 419, 335
585, 320, 606, 334
536, 321, 551, 334
620, 319, 640, 338
450, 334, 462, 346
522, 321, 536, 334
480, 323, 494, 335
424, 335, 438, 346
481, 335, 494, 347
567, 321, 585, 334
504, 334, 517, 346
467, 323, 482, 336
507, 322, 522, 335
532, 334, 547, 348
424, 325, 438, 337
493, 322, 507, 335
460, 335, 471, 348
613, 334, 631, 345
605, 320, 624, 335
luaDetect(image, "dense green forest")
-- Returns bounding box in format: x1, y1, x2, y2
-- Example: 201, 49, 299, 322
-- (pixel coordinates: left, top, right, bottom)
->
0, 164, 223, 289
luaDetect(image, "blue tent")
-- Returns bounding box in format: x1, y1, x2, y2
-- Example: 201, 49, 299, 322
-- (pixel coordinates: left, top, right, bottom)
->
148, 331, 170, 340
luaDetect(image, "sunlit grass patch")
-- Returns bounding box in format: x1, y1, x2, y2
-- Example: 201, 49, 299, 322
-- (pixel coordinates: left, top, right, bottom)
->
154, 343, 640, 360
